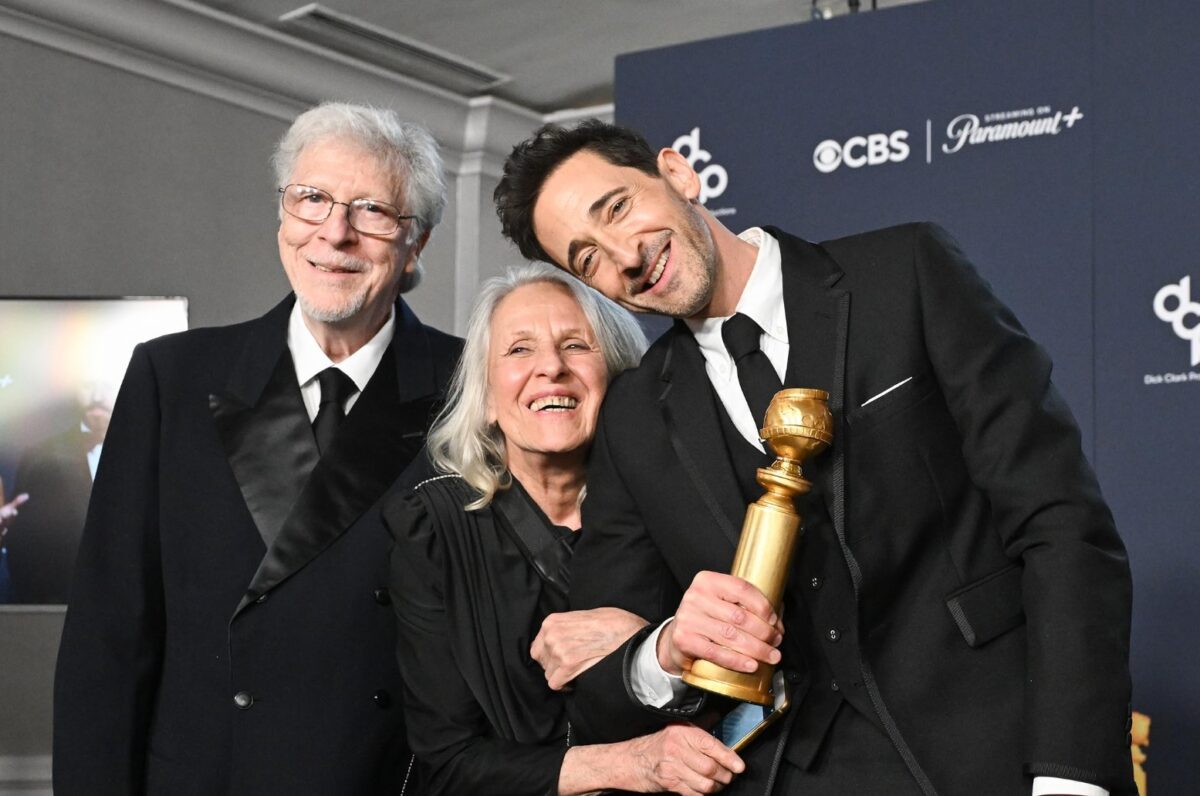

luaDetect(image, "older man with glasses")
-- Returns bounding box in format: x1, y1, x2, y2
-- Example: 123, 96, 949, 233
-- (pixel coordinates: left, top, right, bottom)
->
53, 102, 461, 796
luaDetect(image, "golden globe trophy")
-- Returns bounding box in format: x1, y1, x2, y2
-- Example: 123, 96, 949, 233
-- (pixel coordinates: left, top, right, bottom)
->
682, 388, 833, 706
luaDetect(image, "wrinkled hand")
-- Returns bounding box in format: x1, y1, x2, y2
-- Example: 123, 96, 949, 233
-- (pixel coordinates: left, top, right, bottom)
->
0, 493, 30, 536
658, 571, 782, 677
625, 724, 744, 795
531, 607, 649, 690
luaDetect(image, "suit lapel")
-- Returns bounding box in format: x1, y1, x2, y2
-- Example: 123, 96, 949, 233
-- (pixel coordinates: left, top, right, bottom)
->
209, 298, 315, 554
771, 228, 851, 562
658, 326, 745, 546
233, 301, 440, 615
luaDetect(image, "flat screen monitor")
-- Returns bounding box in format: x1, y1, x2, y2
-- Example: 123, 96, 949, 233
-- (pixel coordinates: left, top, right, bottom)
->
0, 297, 188, 607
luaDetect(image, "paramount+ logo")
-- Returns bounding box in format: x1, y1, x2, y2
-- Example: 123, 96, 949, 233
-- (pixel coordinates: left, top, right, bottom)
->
813, 130, 910, 174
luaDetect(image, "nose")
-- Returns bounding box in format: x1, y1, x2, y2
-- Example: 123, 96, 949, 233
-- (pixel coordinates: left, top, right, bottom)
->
317, 201, 357, 245
604, 234, 643, 275
533, 346, 569, 379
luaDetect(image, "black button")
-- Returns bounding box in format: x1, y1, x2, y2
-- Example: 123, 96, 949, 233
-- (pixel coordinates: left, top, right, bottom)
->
810, 577, 823, 590
373, 689, 392, 709
786, 670, 802, 684
372, 588, 391, 606
830, 679, 840, 692
233, 691, 253, 710
255, 593, 268, 604
827, 628, 840, 642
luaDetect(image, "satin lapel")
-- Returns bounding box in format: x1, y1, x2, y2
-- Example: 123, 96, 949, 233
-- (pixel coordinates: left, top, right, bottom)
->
773, 229, 850, 557
659, 325, 745, 547
209, 298, 315, 554
235, 323, 434, 615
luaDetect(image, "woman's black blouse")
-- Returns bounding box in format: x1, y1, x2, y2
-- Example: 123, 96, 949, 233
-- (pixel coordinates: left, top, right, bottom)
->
383, 474, 578, 796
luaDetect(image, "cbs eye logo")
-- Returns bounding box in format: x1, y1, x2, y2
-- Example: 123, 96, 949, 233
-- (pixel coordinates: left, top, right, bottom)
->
813, 130, 910, 174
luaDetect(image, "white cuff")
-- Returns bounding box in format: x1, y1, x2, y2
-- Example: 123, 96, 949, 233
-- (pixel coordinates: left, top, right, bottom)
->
629, 618, 688, 708
1031, 776, 1108, 796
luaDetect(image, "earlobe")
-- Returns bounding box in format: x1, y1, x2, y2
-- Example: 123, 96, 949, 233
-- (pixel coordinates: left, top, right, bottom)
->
656, 149, 701, 201
410, 228, 431, 259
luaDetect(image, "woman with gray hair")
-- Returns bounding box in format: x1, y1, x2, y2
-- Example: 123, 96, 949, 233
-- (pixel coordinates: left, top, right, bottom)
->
384, 263, 746, 795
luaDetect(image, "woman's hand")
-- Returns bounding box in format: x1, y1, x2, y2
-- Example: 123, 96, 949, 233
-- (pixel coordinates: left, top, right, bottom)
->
559, 724, 744, 795
531, 606, 649, 690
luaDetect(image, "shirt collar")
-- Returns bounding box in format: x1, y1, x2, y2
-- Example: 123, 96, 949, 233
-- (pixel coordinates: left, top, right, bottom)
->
287, 302, 395, 391
685, 227, 787, 362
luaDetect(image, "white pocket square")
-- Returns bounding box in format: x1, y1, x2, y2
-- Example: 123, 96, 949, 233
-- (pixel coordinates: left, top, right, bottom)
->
861, 376, 913, 407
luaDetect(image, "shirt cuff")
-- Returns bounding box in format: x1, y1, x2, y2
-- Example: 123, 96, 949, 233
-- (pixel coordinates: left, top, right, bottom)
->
1031, 776, 1108, 796
629, 618, 689, 708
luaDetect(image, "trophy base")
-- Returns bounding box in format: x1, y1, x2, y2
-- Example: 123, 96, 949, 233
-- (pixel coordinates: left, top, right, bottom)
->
683, 661, 774, 706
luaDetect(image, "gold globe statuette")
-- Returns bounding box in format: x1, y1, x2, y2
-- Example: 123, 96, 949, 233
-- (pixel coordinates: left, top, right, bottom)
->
681, 388, 833, 705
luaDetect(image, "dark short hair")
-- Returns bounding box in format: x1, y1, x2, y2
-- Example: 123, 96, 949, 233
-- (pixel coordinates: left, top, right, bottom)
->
494, 119, 660, 264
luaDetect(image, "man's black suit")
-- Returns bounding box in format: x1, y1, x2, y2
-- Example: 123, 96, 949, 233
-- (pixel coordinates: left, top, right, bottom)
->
53, 295, 461, 795
568, 224, 1135, 795
8, 429, 93, 603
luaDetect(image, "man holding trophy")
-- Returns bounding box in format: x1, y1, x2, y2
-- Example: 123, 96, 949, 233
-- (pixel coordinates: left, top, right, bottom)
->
495, 120, 1136, 796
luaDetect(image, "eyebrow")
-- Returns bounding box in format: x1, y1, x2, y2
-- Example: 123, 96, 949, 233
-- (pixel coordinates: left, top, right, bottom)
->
565, 187, 625, 271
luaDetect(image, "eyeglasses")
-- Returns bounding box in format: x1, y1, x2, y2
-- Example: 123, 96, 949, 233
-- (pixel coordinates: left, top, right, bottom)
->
278, 184, 416, 236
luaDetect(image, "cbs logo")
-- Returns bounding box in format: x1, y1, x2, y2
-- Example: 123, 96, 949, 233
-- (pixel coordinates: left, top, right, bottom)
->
813, 130, 910, 174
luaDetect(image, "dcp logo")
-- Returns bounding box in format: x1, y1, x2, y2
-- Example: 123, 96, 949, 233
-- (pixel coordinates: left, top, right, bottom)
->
1154, 276, 1200, 366
672, 127, 728, 204
813, 130, 910, 174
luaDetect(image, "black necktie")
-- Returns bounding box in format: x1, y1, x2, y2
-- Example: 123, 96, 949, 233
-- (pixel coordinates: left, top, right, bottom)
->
312, 367, 356, 456
722, 313, 783, 430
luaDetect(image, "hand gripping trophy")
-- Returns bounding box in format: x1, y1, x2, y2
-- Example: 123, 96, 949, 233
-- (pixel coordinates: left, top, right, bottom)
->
682, 388, 833, 707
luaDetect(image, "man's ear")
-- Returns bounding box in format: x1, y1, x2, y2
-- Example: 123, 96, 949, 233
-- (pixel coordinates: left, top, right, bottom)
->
397, 228, 431, 294
657, 148, 701, 202
409, 227, 432, 259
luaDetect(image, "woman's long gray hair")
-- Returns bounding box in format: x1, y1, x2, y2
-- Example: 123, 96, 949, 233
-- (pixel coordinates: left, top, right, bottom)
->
427, 262, 648, 509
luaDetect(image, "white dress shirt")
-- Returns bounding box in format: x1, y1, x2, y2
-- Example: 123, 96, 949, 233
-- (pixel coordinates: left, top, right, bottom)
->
287, 303, 395, 422
628, 228, 1105, 796
684, 227, 788, 452
82, 422, 103, 481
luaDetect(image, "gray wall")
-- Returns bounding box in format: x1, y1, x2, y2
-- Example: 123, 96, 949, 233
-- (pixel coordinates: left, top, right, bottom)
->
0, 37, 289, 327
0, 1, 581, 790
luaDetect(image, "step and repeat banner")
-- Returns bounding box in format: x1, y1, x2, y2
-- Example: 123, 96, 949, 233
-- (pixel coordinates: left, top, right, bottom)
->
616, 0, 1197, 790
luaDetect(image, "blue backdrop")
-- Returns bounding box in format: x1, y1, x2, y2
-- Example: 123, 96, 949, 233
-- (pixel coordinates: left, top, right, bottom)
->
616, 0, 1197, 790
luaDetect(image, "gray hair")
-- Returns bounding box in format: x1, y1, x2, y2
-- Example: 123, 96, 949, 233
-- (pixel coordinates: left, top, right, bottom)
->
428, 262, 648, 509
272, 102, 446, 292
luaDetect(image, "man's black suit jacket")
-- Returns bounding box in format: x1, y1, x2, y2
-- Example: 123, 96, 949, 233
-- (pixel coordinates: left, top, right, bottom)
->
568, 224, 1135, 795
9, 429, 93, 603
53, 295, 461, 796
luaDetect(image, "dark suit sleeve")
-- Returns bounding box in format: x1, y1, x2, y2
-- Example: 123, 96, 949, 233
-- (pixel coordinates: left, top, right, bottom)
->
53, 344, 166, 795
384, 492, 567, 796
567, 415, 697, 744
912, 224, 1132, 784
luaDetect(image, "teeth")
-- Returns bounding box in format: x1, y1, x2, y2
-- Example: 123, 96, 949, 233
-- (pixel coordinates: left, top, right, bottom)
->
530, 396, 578, 411
647, 249, 668, 287
311, 261, 356, 273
